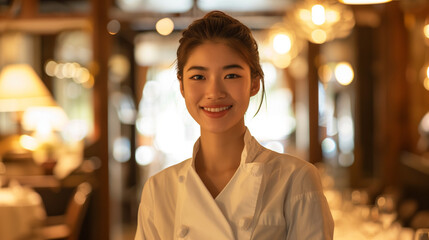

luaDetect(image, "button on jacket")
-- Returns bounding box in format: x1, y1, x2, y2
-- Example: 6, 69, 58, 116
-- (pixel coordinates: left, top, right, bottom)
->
135, 129, 334, 240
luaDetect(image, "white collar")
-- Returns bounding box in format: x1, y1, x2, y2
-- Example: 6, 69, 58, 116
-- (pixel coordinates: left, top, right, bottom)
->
190, 128, 262, 169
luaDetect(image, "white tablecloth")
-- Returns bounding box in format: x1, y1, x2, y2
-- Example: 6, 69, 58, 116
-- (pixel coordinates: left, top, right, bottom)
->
0, 184, 46, 240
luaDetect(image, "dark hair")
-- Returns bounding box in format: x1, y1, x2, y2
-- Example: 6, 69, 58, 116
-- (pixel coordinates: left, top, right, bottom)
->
176, 11, 265, 115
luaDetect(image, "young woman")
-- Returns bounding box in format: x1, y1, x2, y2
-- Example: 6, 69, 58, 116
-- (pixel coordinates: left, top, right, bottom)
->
135, 11, 334, 240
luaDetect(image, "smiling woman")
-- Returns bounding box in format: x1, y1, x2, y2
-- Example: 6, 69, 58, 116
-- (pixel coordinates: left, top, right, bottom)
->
135, 11, 334, 240
180, 42, 259, 134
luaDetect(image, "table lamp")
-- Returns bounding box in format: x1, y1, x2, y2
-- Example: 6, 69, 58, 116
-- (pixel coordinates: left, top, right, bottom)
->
0, 64, 56, 158
0, 64, 56, 112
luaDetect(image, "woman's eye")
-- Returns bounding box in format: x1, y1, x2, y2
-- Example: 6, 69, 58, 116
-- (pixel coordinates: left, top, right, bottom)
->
190, 75, 205, 80
225, 74, 240, 79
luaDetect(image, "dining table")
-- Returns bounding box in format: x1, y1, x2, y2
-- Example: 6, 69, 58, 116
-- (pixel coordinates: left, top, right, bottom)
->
0, 180, 46, 240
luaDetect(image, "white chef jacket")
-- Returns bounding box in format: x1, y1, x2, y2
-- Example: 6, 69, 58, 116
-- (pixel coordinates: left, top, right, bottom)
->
135, 129, 334, 240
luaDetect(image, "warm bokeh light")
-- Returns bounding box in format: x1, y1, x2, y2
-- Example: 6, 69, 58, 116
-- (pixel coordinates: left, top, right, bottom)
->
318, 64, 333, 83
321, 137, 337, 158
107, 19, 121, 35
311, 4, 326, 26
325, 9, 340, 23
74, 67, 90, 84
288, 0, 355, 44
62, 119, 89, 142
338, 153, 354, 167
339, 0, 392, 4
19, 135, 38, 151
113, 137, 131, 163
263, 141, 285, 153
272, 54, 291, 69
424, 24, 429, 39
22, 106, 68, 132
45, 60, 57, 77
135, 145, 156, 166
156, 18, 174, 36
311, 29, 327, 44
45, 60, 92, 87
273, 33, 292, 54
426, 65, 429, 78
334, 62, 354, 85
424, 77, 429, 91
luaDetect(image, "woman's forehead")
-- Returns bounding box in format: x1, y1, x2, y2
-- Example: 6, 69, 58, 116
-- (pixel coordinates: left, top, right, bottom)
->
184, 42, 250, 70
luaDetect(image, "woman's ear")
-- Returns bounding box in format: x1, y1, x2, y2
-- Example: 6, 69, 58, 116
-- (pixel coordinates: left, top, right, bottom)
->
178, 75, 185, 97
250, 78, 260, 96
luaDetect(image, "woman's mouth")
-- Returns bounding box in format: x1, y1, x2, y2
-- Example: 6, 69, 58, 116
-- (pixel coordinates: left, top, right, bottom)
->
200, 105, 232, 118
202, 105, 232, 112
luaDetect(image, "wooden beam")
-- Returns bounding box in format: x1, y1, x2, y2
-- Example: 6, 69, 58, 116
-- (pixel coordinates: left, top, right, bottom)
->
0, 17, 89, 34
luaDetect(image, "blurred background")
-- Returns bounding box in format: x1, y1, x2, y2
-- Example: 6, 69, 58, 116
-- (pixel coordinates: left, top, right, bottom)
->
0, 0, 429, 239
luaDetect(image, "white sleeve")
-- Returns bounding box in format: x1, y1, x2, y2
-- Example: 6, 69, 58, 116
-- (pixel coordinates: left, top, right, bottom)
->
285, 165, 334, 240
135, 178, 161, 240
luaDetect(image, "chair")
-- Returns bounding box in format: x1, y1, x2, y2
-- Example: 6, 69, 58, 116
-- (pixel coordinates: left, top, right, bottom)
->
40, 182, 93, 240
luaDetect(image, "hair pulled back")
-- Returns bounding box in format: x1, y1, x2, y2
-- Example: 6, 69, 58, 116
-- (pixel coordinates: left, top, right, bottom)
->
176, 11, 265, 114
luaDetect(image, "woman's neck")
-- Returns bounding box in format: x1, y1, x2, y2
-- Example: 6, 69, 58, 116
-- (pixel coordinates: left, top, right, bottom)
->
196, 124, 246, 173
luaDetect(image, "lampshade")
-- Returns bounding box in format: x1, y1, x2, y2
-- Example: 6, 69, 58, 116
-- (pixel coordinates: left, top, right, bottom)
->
22, 106, 68, 132
0, 64, 56, 112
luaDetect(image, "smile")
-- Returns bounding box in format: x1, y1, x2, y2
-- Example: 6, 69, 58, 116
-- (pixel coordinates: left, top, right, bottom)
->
202, 106, 232, 112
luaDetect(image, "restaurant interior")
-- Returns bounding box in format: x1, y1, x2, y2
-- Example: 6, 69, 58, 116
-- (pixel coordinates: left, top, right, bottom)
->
0, 0, 429, 239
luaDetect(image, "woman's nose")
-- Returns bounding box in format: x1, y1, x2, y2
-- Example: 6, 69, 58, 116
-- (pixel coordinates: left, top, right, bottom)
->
206, 77, 226, 100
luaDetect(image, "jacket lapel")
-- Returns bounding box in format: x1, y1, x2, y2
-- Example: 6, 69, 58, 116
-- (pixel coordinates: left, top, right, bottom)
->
175, 163, 235, 239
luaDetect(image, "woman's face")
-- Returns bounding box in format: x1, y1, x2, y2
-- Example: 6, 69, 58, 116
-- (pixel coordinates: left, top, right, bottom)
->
180, 42, 259, 134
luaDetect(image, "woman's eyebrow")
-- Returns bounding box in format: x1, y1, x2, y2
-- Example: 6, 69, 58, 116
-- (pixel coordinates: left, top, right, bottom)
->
186, 64, 244, 72
223, 64, 244, 70
186, 66, 207, 72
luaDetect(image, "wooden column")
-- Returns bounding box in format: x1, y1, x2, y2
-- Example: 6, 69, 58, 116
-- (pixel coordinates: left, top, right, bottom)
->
352, 25, 376, 187
376, 2, 408, 187
308, 42, 322, 164
87, 0, 111, 239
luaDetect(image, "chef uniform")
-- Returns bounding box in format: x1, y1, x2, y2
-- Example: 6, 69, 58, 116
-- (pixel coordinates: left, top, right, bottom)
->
135, 129, 334, 240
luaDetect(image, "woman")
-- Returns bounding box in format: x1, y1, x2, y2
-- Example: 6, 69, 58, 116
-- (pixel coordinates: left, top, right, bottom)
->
135, 11, 334, 240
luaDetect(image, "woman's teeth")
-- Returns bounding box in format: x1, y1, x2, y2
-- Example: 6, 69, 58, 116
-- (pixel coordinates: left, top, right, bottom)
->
203, 106, 231, 112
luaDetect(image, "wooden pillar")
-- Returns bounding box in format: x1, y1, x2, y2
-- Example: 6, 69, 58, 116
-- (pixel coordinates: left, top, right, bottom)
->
376, 2, 408, 187
87, 0, 111, 239
352, 25, 376, 187
308, 42, 322, 164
